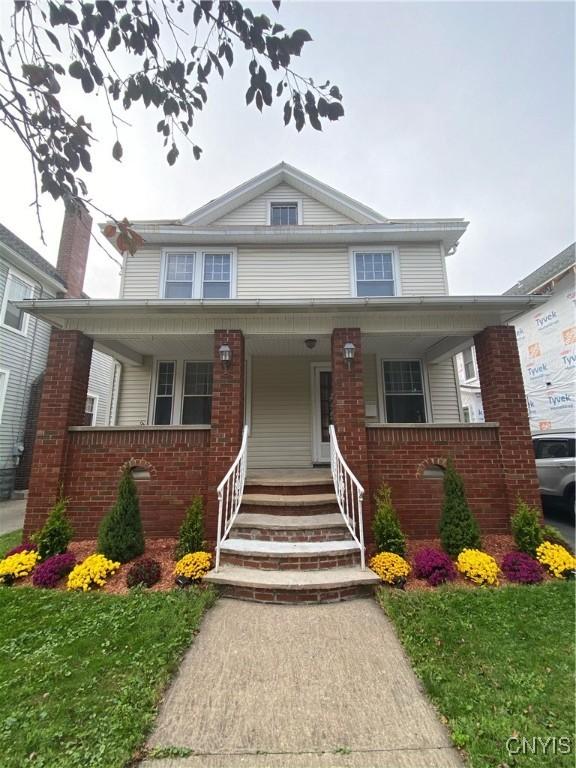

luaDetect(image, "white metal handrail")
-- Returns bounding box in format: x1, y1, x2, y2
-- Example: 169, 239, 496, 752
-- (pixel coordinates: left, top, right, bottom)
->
215, 425, 249, 570
329, 425, 365, 569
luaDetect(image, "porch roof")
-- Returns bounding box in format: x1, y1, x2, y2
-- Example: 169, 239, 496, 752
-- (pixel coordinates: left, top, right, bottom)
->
19, 295, 547, 367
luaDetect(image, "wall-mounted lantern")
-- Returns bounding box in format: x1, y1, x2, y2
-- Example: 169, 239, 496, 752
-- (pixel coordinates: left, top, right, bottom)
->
219, 344, 232, 368
343, 342, 356, 369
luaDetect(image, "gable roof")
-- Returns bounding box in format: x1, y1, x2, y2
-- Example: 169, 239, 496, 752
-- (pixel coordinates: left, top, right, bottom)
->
182, 162, 387, 226
0, 222, 66, 290
504, 242, 575, 295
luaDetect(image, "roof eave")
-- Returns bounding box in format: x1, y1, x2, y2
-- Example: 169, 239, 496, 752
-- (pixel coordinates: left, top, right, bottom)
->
0, 241, 65, 293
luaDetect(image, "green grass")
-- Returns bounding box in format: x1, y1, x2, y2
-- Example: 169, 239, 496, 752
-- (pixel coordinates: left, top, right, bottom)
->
0, 529, 22, 558
378, 583, 575, 768
0, 586, 216, 768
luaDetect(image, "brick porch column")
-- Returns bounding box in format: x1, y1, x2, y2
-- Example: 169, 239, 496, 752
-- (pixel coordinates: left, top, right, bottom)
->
474, 325, 541, 516
24, 330, 93, 535
206, 330, 245, 543
330, 328, 370, 538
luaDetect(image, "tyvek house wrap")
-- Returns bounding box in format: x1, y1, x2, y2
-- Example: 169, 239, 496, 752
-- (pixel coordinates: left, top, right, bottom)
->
514, 272, 576, 432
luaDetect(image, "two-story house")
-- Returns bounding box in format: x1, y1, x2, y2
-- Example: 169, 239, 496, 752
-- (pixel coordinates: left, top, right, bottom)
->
0, 221, 116, 500
20, 164, 546, 601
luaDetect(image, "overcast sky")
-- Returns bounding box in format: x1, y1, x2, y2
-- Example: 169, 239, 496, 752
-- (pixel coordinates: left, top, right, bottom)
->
0, 0, 574, 297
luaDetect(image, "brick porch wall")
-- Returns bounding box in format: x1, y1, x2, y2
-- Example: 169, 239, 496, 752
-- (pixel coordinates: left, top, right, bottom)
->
61, 427, 210, 538
366, 424, 509, 542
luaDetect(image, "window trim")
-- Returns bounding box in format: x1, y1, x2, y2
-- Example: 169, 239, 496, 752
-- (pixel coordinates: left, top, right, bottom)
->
377, 357, 430, 424
267, 199, 303, 226
349, 247, 401, 297
160, 247, 237, 299
0, 368, 9, 424
85, 392, 99, 426
149, 358, 214, 426
180, 360, 213, 426
1, 267, 35, 335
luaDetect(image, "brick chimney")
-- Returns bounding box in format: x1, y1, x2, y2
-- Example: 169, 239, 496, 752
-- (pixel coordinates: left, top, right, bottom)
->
56, 199, 92, 298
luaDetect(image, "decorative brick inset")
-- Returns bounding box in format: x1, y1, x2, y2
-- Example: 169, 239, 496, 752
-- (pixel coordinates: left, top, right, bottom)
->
415, 457, 449, 479
474, 325, 542, 513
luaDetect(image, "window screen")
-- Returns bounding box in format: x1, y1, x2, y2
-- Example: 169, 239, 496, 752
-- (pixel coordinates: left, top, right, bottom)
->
270, 203, 298, 225
154, 362, 175, 424
203, 254, 231, 299
355, 252, 395, 296
164, 254, 194, 298
182, 362, 213, 424
383, 360, 426, 423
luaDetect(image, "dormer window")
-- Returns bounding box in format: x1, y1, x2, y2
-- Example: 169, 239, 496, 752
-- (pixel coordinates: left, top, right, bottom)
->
270, 202, 299, 226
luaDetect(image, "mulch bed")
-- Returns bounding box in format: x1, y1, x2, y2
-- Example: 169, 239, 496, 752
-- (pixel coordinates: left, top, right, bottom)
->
7, 534, 560, 594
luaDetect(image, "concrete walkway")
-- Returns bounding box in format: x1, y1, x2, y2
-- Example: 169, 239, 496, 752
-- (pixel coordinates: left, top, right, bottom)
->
0, 498, 25, 535
142, 599, 463, 768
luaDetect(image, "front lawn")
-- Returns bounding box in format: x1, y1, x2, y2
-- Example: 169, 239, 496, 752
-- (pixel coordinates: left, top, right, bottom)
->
0, 586, 216, 768
379, 583, 575, 768
0, 529, 22, 559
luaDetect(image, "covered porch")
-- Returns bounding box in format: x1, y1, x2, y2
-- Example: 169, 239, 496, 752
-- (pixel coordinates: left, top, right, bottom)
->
19, 296, 544, 540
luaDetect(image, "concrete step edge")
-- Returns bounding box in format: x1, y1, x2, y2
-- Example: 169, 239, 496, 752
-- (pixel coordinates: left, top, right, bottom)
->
205, 565, 379, 590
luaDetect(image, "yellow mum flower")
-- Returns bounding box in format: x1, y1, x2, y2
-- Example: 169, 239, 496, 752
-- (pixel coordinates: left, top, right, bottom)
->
0, 550, 39, 582
369, 551, 411, 584
456, 549, 499, 586
174, 551, 212, 580
67, 554, 120, 591
536, 542, 576, 579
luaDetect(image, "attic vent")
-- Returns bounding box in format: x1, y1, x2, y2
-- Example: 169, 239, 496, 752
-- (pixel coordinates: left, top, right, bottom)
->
130, 467, 150, 481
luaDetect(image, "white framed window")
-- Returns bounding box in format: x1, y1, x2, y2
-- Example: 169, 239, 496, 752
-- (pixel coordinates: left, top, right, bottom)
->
84, 393, 99, 426
1, 269, 34, 334
382, 360, 427, 423
462, 347, 476, 380
151, 360, 214, 425
161, 249, 236, 299
153, 361, 176, 424
351, 250, 398, 297
203, 253, 231, 299
182, 362, 213, 424
165, 253, 195, 298
0, 368, 9, 424
269, 201, 302, 225
462, 406, 471, 423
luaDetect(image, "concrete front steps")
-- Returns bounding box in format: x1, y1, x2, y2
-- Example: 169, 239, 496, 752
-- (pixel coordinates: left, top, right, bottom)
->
204, 469, 378, 604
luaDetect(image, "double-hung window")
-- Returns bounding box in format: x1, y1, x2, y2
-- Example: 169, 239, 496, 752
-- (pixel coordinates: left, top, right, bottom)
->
1, 270, 34, 333
270, 202, 298, 225
203, 254, 231, 298
182, 362, 213, 424
84, 394, 98, 426
354, 251, 396, 297
154, 361, 176, 424
382, 360, 426, 423
163, 251, 233, 299
165, 254, 194, 298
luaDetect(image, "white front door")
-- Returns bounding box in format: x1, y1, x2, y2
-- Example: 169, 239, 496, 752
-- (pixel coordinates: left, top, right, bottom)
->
312, 364, 332, 464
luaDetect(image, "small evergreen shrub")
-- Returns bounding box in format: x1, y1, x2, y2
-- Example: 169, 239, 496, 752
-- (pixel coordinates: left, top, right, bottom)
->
501, 552, 543, 584
413, 547, 456, 586
372, 484, 406, 556
439, 459, 481, 558
98, 470, 145, 563
36, 497, 73, 560
126, 558, 161, 588
175, 496, 205, 559
32, 552, 76, 588
511, 499, 541, 556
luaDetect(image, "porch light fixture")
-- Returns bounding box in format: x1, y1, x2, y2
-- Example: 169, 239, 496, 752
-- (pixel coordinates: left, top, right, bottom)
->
218, 344, 232, 368
343, 342, 356, 369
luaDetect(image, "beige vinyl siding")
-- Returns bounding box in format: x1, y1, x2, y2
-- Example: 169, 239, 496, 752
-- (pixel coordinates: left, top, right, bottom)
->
237, 245, 350, 299
363, 354, 379, 422
399, 244, 448, 295
116, 362, 152, 425
121, 249, 161, 299
213, 183, 355, 226
427, 359, 462, 423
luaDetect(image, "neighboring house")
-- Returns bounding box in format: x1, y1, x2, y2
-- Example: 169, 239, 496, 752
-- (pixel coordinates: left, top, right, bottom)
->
457, 243, 575, 432
0, 219, 116, 499
20, 164, 545, 600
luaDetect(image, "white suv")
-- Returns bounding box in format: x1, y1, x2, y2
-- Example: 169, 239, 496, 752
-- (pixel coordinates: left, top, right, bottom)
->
532, 432, 575, 512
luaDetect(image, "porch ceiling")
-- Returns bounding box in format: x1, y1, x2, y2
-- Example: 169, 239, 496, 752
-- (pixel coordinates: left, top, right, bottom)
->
91, 331, 468, 364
